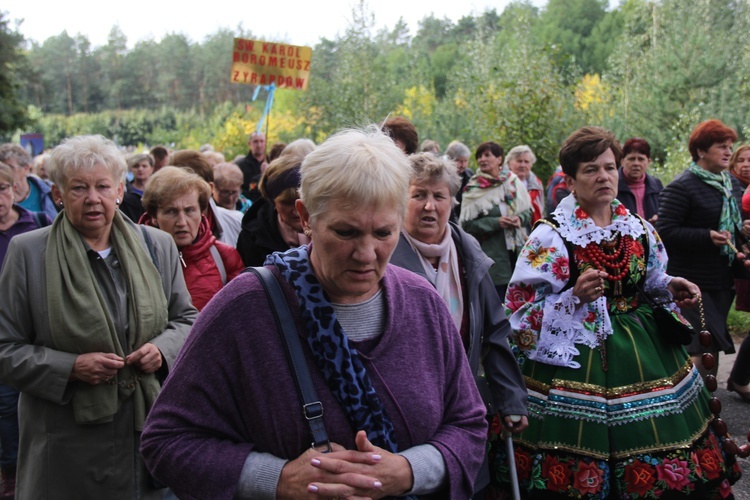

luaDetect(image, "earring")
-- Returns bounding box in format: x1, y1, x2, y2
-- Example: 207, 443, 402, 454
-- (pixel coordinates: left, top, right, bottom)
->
115, 198, 121, 205
304, 228, 312, 237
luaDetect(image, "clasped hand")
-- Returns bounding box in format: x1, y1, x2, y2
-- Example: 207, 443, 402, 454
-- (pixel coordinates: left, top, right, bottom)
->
277, 430, 413, 500
498, 216, 521, 229
70, 343, 162, 385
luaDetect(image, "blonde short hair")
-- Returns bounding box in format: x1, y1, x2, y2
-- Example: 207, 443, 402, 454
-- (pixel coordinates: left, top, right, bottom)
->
203, 151, 226, 166
127, 153, 154, 170
280, 139, 316, 158
142, 166, 212, 217
47, 135, 127, 192
300, 126, 411, 222
730, 144, 750, 174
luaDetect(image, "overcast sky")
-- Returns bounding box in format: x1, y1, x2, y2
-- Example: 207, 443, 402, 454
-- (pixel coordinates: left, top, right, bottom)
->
7, 0, 548, 49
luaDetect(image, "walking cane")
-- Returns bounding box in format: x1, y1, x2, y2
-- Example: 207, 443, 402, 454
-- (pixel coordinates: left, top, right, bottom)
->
502, 415, 522, 500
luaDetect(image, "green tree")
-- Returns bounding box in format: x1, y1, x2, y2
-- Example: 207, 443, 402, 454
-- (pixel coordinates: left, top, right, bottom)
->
194, 27, 258, 112
27, 31, 79, 114
0, 11, 30, 135
155, 34, 196, 109
72, 35, 102, 113
123, 40, 161, 109
604, 0, 748, 162
96, 26, 129, 109
445, 15, 579, 178
301, 0, 387, 139
535, 0, 611, 74
586, 8, 624, 75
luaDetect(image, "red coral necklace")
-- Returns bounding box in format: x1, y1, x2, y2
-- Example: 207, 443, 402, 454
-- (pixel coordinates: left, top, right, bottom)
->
581, 235, 634, 281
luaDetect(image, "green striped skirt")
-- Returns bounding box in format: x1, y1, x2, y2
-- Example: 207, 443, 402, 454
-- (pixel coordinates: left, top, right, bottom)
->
488, 304, 741, 499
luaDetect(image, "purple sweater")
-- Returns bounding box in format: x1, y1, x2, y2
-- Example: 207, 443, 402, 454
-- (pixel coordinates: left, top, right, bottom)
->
0, 206, 48, 269
141, 265, 487, 499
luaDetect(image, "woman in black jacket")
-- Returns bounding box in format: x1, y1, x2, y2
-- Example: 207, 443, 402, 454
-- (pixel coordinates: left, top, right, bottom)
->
657, 119, 747, 376
616, 137, 663, 223
236, 153, 309, 266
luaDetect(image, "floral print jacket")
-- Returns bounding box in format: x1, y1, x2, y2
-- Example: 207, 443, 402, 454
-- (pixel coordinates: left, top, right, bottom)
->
505, 194, 673, 368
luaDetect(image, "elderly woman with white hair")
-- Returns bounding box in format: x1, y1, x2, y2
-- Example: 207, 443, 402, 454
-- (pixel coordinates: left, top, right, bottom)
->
0, 135, 197, 499
505, 144, 544, 227
141, 127, 488, 499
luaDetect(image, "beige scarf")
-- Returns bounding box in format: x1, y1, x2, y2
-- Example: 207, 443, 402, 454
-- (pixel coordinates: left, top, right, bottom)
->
45, 211, 167, 430
402, 228, 464, 331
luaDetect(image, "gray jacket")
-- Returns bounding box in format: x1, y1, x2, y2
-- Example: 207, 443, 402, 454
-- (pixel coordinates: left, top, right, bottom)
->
0, 218, 198, 499
390, 222, 528, 418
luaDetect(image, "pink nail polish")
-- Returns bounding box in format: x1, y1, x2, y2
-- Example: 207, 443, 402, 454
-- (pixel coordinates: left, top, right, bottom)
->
307, 484, 319, 493
373, 481, 382, 489
372, 454, 382, 461
311, 458, 321, 466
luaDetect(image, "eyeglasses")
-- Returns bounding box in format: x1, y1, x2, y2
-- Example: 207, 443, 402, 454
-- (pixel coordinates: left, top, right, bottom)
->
218, 189, 240, 197
0, 183, 12, 193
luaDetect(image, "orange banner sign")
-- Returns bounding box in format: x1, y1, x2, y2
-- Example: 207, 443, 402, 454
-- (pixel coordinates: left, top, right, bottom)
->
231, 38, 312, 90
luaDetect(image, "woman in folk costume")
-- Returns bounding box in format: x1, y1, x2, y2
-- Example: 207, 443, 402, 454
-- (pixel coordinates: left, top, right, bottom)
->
497, 126, 741, 499
459, 141, 532, 299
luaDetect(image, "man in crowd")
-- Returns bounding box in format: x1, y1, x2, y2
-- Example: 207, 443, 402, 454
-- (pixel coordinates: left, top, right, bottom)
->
0, 144, 58, 221
237, 132, 267, 203
150, 145, 170, 172
213, 163, 251, 213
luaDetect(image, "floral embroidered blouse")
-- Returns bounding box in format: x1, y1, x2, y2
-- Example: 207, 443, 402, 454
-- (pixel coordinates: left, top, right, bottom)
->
505, 194, 674, 369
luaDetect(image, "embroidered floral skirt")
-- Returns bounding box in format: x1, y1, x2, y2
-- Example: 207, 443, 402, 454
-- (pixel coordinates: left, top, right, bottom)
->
488, 304, 741, 499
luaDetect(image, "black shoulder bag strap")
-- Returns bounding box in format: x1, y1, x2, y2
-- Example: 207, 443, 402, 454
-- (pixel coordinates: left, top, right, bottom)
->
245, 266, 332, 453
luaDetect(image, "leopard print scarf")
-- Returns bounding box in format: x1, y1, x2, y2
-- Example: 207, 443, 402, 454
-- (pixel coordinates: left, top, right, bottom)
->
265, 245, 400, 452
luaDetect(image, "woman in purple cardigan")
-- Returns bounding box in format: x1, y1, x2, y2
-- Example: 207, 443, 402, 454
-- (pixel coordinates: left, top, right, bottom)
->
141, 127, 488, 499
0, 162, 51, 498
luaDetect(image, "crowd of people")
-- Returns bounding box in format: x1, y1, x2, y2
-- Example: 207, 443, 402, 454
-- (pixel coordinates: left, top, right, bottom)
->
0, 116, 747, 499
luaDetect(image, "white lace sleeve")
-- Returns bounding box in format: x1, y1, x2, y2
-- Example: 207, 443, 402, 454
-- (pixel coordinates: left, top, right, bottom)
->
643, 220, 673, 297
505, 224, 610, 369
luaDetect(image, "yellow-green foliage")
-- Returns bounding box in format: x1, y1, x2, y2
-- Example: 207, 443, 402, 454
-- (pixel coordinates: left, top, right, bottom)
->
395, 86, 437, 122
